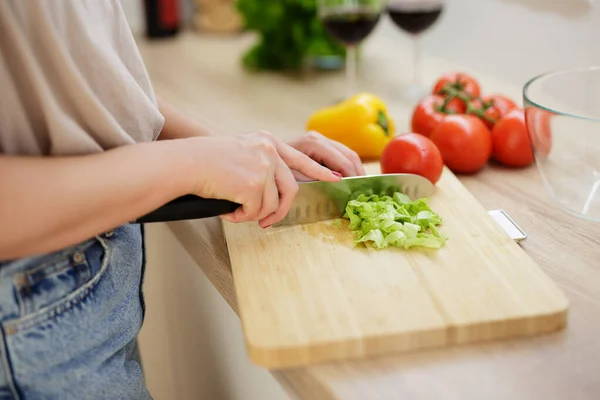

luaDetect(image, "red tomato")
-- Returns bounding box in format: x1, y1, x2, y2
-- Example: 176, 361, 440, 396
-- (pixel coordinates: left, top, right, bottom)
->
433, 72, 482, 98
446, 97, 467, 114
483, 94, 518, 116
491, 109, 534, 167
411, 95, 464, 138
429, 115, 492, 174
381, 133, 444, 185
525, 107, 553, 157
469, 98, 502, 129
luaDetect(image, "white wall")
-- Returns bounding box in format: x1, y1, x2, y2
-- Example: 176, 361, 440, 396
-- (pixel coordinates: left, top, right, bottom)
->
382, 0, 600, 87
121, 0, 600, 88
119, 0, 143, 33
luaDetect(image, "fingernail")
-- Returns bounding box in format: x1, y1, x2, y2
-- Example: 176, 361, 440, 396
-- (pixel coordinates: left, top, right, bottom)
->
262, 225, 271, 229
332, 171, 342, 178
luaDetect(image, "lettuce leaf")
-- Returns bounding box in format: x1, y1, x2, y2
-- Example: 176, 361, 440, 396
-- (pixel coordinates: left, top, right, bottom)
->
342, 192, 447, 250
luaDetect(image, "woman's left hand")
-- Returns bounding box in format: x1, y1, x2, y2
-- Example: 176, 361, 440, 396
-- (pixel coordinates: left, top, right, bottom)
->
287, 131, 366, 180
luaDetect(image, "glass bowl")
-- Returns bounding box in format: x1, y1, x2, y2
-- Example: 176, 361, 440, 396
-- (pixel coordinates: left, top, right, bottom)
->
523, 66, 600, 222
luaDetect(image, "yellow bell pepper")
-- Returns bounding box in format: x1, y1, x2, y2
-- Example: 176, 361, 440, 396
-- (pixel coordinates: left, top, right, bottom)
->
306, 93, 395, 160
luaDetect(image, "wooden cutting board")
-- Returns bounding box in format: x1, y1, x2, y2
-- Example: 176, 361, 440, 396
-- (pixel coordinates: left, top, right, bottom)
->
222, 163, 569, 369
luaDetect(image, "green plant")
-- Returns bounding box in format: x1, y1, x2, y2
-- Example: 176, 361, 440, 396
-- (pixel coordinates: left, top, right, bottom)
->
236, 0, 346, 71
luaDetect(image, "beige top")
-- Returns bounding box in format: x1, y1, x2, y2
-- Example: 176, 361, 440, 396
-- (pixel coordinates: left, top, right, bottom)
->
0, 0, 165, 156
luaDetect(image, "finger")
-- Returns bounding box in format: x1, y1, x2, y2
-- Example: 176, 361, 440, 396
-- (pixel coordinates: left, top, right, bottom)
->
220, 175, 266, 224
220, 194, 261, 223
277, 142, 341, 182
327, 140, 366, 176
297, 131, 359, 177
291, 170, 313, 182
259, 159, 299, 228
315, 143, 358, 177
256, 170, 279, 222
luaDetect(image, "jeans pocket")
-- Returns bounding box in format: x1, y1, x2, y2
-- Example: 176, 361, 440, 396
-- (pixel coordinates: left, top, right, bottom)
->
6, 236, 111, 333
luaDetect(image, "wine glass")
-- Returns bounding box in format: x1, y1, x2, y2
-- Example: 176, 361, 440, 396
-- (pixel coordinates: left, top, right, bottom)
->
319, 0, 384, 100
386, 0, 445, 101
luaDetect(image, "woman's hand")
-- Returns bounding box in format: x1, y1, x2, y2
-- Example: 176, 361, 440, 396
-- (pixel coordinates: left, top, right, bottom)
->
181, 130, 341, 228
286, 131, 366, 180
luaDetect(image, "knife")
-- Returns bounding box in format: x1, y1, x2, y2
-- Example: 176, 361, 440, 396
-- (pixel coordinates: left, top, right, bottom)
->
132, 174, 436, 225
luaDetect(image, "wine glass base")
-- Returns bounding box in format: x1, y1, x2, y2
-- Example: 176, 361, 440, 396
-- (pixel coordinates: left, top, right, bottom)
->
400, 82, 430, 103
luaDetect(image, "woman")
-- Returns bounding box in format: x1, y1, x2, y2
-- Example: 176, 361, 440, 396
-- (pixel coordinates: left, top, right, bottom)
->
0, 1, 363, 398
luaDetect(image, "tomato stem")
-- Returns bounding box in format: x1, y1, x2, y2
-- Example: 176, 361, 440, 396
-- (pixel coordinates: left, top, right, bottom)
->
465, 103, 496, 124
438, 86, 497, 125
438, 93, 454, 112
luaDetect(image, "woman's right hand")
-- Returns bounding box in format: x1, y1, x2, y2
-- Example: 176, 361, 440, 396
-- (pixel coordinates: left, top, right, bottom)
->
178, 130, 342, 228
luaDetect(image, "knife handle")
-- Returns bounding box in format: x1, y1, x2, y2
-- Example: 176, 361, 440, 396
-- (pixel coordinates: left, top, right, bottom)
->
133, 195, 240, 224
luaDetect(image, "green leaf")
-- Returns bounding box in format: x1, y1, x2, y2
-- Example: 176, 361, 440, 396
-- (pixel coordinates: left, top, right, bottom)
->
236, 0, 345, 71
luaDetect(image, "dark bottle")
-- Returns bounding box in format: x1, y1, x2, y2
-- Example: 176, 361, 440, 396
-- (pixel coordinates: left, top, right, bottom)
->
387, 3, 443, 35
322, 8, 381, 46
143, 0, 181, 39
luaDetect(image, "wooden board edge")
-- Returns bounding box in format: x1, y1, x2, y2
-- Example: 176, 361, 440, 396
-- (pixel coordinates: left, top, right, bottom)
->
449, 303, 569, 346
242, 304, 569, 370
244, 327, 449, 370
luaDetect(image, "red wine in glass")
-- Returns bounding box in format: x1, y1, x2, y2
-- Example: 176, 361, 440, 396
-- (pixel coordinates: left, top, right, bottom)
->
322, 8, 381, 46
319, 1, 383, 99
387, 1, 445, 100
387, 5, 443, 35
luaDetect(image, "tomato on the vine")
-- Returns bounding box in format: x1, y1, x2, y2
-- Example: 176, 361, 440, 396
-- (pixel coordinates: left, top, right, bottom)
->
483, 94, 518, 116
446, 97, 467, 114
462, 94, 517, 129
381, 133, 444, 184
491, 109, 534, 167
433, 72, 481, 98
411, 94, 464, 138
468, 98, 502, 129
429, 114, 492, 174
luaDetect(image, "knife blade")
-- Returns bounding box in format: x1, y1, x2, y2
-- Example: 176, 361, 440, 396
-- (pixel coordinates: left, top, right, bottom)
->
272, 173, 436, 227
133, 174, 435, 225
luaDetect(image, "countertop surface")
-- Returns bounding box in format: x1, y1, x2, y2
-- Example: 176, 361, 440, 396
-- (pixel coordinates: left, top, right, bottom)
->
136, 32, 600, 400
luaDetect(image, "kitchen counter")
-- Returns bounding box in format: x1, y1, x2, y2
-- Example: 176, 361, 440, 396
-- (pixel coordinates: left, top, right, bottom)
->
135, 32, 600, 399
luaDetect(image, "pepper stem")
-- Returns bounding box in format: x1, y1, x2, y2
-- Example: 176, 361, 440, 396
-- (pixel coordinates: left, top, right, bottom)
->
377, 111, 390, 136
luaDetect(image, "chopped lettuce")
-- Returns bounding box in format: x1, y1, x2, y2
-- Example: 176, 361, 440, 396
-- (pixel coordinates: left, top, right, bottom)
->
342, 193, 447, 250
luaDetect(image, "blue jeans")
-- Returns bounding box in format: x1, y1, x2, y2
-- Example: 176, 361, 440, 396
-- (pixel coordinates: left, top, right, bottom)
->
0, 224, 150, 399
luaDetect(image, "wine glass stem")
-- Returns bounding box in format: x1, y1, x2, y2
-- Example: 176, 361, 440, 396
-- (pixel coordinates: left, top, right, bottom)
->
412, 35, 420, 85
346, 45, 357, 98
